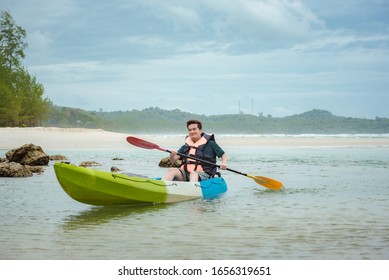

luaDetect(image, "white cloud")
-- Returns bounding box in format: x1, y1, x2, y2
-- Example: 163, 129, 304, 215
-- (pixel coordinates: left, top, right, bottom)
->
164, 4, 202, 31
240, 0, 324, 34
27, 30, 53, 51
123, 35, 173, 48
5, 0, 78, 28
136, 0, 202, 31
197, 0, 326, 44
291, 32, 389, 52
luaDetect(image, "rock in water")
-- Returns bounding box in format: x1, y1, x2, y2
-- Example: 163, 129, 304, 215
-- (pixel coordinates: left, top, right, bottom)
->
0, 162, 33, 177
49, 155, 68, 161
79, 161, 100, 167
6, 144, 49, 166
158, 157, 182, 168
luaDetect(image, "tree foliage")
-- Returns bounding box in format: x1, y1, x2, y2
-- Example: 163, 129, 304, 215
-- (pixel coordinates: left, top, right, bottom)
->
0, 10, 50, 126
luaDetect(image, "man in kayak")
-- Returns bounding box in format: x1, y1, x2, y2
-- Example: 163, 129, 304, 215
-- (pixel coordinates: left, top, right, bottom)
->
162, 119, 228, 182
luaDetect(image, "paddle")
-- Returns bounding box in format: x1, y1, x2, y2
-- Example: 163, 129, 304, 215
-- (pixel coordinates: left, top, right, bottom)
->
126, 136, 283, 190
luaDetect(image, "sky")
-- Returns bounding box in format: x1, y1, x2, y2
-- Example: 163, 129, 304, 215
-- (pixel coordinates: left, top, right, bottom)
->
1, 0, 388, 118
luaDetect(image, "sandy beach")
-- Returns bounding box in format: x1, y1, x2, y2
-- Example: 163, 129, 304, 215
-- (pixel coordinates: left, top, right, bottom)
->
1, 127, 389, 150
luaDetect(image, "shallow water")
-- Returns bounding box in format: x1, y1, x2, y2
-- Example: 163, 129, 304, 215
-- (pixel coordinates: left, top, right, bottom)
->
1, 146, 388, 259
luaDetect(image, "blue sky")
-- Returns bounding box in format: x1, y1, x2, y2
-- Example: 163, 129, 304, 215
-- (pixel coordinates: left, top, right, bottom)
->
1, 0, 388, 118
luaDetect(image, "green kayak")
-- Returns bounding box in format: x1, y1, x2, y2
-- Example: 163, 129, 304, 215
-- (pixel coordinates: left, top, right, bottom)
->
54, 162, 228, 206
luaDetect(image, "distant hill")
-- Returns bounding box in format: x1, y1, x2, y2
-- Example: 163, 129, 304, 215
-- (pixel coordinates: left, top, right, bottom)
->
43, 106, 389, 134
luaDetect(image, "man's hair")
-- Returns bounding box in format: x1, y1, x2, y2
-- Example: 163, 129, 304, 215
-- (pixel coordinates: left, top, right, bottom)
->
186, 119, 202, 130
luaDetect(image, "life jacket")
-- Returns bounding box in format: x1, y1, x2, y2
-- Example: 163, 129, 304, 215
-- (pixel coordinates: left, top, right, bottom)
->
180, 133, 217, 175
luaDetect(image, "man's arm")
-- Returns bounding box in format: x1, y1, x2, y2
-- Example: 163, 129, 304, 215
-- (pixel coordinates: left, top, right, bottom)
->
220, 153, 228, 170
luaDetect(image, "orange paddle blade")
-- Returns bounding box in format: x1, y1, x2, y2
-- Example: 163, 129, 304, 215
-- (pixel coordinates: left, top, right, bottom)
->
247, 174, 283, 190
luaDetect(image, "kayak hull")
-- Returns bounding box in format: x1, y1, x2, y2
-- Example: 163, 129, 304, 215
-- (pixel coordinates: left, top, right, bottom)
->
53, 162, 227, 206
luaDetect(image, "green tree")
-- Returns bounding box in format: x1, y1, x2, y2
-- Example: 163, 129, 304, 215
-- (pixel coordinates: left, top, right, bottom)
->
0, 11, 27, 70
16, 68, 50, 126
0, 10, 49, 126
0, 52, 21, 126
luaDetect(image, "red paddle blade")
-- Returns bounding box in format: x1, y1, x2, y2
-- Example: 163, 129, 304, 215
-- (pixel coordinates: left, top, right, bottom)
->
126, 136, 166, 151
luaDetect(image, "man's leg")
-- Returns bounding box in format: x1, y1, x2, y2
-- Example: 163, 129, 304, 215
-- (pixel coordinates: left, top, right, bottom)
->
162, 168, 184, 181
189, 171, 200, 182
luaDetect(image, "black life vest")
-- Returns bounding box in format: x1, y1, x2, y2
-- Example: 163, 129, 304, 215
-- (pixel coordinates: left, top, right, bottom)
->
180, 133, 217, 175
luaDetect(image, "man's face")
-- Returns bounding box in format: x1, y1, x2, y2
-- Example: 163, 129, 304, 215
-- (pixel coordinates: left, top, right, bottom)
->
187, 123, 202, 142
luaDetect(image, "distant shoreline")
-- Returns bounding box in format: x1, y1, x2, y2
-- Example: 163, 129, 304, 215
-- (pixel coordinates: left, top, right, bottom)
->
1, 127, 389, 150
43, 107, 389, 134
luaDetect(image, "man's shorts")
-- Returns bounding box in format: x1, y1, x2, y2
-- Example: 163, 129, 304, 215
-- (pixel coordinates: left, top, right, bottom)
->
178, 169, 211, 181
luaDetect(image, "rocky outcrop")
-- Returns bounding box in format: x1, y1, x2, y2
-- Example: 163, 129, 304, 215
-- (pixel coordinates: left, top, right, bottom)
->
6, 144, 49, 166
158, 157, 182, 168
50, 155, 68, 161
79, 161, 101, 167
27, 165, 45, 174
111, 166, 122, 172
1, 144, 50, 177
0, 162, 33, 177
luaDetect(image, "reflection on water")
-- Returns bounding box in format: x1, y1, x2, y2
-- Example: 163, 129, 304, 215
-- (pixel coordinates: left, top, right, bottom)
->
62, 204, 169, 230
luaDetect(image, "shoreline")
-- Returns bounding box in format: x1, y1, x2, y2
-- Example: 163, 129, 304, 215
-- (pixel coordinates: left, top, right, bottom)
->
1, 127, 389, 150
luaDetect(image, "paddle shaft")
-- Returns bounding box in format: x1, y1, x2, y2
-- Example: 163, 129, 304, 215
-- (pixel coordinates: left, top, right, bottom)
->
165, 149, 247, 177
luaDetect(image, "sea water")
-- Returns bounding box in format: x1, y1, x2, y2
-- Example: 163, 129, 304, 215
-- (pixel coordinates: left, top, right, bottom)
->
0, 142, 388, 260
